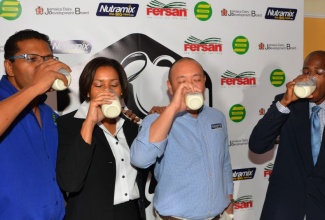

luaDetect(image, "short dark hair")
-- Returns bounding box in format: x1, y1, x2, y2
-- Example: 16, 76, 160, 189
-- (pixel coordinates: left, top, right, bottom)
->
168, 57, 203, 81
4, 29, 52, 61
79, 57, 128, 102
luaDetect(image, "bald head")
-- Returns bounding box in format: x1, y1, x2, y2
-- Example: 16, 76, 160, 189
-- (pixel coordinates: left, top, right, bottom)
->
168, 57, 204, 82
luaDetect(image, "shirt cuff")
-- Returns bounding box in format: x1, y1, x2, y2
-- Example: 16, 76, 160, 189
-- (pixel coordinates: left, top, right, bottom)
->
276, 101, 290, 114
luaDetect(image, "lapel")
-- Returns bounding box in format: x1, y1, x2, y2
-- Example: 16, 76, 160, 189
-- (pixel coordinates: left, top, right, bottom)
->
290, 100, 314, 166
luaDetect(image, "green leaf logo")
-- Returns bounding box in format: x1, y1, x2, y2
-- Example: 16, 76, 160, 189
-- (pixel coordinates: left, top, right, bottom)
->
147, 0, 186, 8
232, 36, 249, 55
0, 0, 22, 20
194, 1, 212, 21
270, 69, 285, 87
229, 104, 246, 123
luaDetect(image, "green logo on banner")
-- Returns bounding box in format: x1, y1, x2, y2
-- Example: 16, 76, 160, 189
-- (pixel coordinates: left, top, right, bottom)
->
0, 0, 22, 20
270, 69, 285, 87
194, 1, 212, 21
232, 36, 249, 55
229, 104, 246, 123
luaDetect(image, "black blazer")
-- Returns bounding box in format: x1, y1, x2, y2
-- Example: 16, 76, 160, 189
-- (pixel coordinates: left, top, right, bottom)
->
249, 94, 325, 220
56, 110, 149, 220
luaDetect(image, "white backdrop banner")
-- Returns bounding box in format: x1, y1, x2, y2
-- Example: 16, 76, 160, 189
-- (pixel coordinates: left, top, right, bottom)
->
0, 0, 303, 219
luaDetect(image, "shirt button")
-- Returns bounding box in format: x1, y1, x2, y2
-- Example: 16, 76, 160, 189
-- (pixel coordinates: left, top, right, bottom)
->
116, 142, 118, 144
121, 159, 124, 161
53, 178, 56, 182
125, 193, 128, 196
55, 201, 58, 205
122, 175, 125, 178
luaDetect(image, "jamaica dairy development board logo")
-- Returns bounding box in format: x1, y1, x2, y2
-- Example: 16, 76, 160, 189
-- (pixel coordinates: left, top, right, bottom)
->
233, 36, 249, 55
258, 42, 297, 51
265, 7, 297, 21
233, 168, 256, 181
97, 3, 139, 17
233, 195, 253, 210
221, 70, 256, 87
184, 36, 222, 53
0, 0, 21, 20
220, 8, 262, 17
270, 69, 285, 87
229, 104, 246, 123
146, 0, 187, 18
194, 1, 212, 21
264, 163, 273, 178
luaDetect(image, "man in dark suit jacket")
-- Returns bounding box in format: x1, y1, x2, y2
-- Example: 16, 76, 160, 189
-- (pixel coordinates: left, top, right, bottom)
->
249, 50, 325, 220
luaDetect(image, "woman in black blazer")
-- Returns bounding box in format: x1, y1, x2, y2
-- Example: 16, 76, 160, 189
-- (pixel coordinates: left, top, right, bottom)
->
56, 57, 148, 220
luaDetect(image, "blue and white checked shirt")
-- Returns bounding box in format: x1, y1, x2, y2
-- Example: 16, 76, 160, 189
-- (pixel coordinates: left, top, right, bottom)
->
131, 105, 233, 220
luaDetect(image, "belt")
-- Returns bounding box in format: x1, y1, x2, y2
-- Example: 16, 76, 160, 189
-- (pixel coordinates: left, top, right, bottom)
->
158, 214, 220, 220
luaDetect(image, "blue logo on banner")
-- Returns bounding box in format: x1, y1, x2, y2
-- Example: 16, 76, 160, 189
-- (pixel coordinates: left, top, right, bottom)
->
232, 167, 256, 181
265, 7, 297, 21
96, 3, 139, 17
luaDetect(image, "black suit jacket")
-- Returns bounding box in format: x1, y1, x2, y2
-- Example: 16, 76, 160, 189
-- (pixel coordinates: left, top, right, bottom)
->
249, 94, 325, 220
56, 110, 149, 220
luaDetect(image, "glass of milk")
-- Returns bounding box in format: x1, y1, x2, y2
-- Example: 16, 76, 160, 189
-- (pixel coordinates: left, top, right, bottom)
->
293, 76, 317, 98
52, 68, 72, 91
101, 91, 122, 118
185, 92, 204, 110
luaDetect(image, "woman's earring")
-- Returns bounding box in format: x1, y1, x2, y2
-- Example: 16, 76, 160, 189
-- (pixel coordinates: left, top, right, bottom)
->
87, 93, 90, 97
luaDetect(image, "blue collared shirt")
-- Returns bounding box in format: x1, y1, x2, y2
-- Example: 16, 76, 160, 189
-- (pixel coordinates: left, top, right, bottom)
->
131, 105, 233, 220
0, 75, 65, 219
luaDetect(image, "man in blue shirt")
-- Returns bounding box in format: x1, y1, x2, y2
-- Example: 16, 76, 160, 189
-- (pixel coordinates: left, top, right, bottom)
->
0, 29, 71, 219
131, 57, 234, 220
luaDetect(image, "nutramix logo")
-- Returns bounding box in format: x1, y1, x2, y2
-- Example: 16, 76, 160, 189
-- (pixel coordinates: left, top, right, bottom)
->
147, 1, 187, 18
220, 8, 262, 17
258, 42, 296, 50
194, 1, 212, 21
264, 163, 273, 178
52, 40, 92, 54
234, 195, 253, 210
96, 3, 139, 17
265, 7, 297, 21
229, 104, 246, 123
0, 0, 22, 20
233, 168, 256, 181
221, 70, 256, 87
184, 36, 222, 53
270, 69, 285, 87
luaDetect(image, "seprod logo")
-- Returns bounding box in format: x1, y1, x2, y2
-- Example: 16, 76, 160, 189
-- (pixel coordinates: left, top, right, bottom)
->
194, 1, 212, 21
233, 168, 256, 181
270, 69, 285, 87
0, 0, 22, 20
147, 0, 187, 17
233, 36, 249, 55
264, 163, 273, 178
52, 40, 92, 54
233, 195, 253, 210
265, 7, 297, 21
97, 3, 139, 17
184, 36, 222, 52
221, 70, 256, 86
229, 104, 246, 123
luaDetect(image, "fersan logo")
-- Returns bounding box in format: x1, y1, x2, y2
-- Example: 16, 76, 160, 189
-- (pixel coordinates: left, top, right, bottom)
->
264, 163, 273, 178
233, 195, 253, 210
184, 36, 222, 53
265, 7, 297, 21
221, 70, 256, 86
147, 1, 187, 17
96, 3, 139, 17
0, 0, 22, 20
270, 69, 286, 87
233, 168, 256, 181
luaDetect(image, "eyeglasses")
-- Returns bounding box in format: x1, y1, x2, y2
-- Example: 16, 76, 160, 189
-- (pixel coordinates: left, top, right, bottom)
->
301, 68, 325, 76
9, 54, 59, 63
